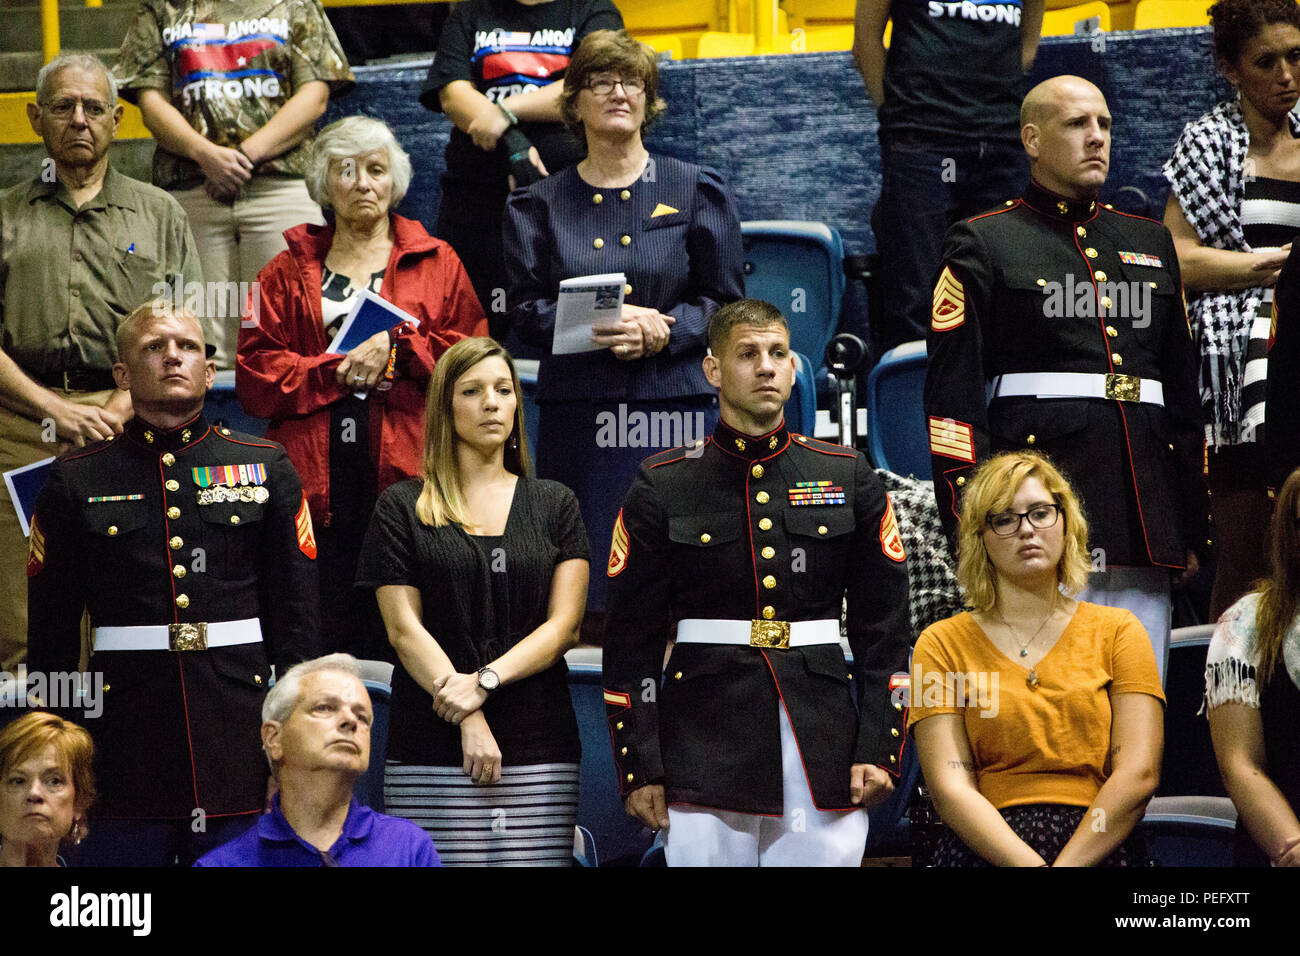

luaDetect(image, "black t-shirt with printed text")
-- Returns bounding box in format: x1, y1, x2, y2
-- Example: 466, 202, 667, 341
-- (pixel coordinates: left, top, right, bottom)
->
420, 0, 623, 185
879, 0, 1025, 145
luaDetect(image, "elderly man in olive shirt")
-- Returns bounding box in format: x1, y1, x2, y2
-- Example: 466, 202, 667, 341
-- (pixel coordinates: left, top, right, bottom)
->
0, 52, 201, 670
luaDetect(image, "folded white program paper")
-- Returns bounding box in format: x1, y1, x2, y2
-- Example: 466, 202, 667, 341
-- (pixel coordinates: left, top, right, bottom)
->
552, 273, 626, 355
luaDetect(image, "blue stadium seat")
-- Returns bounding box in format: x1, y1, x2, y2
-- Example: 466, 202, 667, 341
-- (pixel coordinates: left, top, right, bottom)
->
572, 824, 599, 867
566, 648, 655, 865
354, 660, 394, 813
787, 351, 817, 436
741, 221, 846, 377
1139, 796, 1238, 867
207, 370, 268, 437
516, 358, 541, 457
865, 340, 929, 479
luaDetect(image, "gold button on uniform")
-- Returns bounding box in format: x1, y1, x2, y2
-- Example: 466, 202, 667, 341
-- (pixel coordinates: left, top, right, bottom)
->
170, 536, 183, 550
230, 515, 241, 525
891, 728, 900, 738
762, 606, 775, 620
176, 594, 189, 609
1026, 434, 1037, 445
165, 479, 179, 491
755, 491, 769, 504
620, 189, 631, 200
1101, 296, 1113, 310
894, 701, 903, 711
700, 533, 711, 544
616, 721, 624, 730
674, 671, 682, 680
107, 525, 118, 536
1149, 282, 1158, 289
620, 746, 628, 755
626, 773, 634, 784
1111, 353, 1123, 366
758, 518, 772, 531
1085, 248, 1098, 258
1036, 278, 1046, 287
161, 453, 175, 466
624, 284, 632, 295
1095, 270, 1108, 281
592, 193, 603, 204
1106, 325, 1118, 338
620, 235, 631, 246
762, 575, 776, 589
172, 565, 186, 579
220, 428, 230, 435
751, 464, 764, 478
888, 755, 897, 764
167, 506, 180, 519
593, 238, 604, 249
818, 525, 828, 535
761, 546, 775, 559
1076, 226, 1086, 237
955, 476, 966, 487
254, 675, 263, 685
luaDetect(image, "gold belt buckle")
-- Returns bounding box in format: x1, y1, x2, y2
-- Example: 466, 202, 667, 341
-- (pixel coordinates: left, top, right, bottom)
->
1105, 373, 1141, 403
750, 620, 791, 650
168, 622, 208, 652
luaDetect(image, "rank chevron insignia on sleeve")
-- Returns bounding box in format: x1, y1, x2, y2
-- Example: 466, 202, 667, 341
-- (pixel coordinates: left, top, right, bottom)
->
931, 266, 966, 332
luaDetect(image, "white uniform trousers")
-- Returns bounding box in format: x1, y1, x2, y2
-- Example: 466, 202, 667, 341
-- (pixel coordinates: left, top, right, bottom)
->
664, 702, 869, 866
1078, 566, 1172, 684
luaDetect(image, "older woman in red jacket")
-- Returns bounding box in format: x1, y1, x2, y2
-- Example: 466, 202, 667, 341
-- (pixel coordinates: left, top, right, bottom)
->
238, 116, 485, 660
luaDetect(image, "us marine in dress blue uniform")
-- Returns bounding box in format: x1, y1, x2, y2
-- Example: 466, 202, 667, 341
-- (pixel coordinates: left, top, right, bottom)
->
26, 303, 319, 863
602, 300, 911, 865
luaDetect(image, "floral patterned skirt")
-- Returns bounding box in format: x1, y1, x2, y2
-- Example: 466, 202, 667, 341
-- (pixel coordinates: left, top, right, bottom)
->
932, 803, 1149, 867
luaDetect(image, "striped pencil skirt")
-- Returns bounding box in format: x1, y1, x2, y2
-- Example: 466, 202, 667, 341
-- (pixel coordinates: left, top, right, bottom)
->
383, 762, 580, 866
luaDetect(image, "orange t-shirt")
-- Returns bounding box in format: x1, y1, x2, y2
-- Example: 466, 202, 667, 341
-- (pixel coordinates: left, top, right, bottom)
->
907, 602, 1165, 810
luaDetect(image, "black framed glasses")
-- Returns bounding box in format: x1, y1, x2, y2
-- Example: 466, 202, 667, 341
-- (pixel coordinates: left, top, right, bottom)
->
986, 503, 1062, 536
585, 76, 646, 96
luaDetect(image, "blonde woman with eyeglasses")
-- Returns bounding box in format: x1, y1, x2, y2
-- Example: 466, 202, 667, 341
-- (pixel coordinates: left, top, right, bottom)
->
910, 451, 1165, 866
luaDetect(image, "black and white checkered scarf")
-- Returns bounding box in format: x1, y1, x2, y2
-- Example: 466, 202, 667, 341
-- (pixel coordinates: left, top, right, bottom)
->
1163, 98, 1300, 447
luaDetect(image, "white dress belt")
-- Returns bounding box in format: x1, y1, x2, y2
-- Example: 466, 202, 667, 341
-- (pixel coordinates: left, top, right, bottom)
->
989, 371, 1164, 406
676, 618, 841, 647
93, 618, 262, 652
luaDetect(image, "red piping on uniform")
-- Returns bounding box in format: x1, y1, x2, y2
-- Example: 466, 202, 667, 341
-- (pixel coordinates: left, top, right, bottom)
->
176, 656, 201, 809
60, 442, 115, 463
968, 200, 1022, 224
1116, 403, 1183, 570
745, 481, 760, 614
759, 649, 836, 812
158, 456, 179, 621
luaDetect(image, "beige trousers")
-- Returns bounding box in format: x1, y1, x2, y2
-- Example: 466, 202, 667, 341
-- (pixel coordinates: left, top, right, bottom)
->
0, 389, 115, 670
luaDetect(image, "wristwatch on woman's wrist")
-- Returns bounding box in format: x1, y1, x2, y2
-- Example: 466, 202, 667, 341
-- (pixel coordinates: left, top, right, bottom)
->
477, 666, 500, 694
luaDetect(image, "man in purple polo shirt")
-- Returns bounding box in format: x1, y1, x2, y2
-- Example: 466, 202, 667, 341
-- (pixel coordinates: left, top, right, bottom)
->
196, 654, 439, 867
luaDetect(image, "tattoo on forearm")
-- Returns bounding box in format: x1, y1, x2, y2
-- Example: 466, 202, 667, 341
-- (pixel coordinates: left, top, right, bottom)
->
948, 759, 974, 771
1110, 745, 1122, 757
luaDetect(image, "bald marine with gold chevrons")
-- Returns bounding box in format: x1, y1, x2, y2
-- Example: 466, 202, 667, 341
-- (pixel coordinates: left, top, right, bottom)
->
923, 179, 1207, 571
601, 417, 912, 815
26, 412, 320, 821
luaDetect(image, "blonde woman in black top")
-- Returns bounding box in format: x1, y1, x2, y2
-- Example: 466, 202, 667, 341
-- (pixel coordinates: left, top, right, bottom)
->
358, 336, 589, 864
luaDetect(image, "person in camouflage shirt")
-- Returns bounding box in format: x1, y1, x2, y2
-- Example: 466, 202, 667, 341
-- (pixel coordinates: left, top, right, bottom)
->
114, 0, 354, 368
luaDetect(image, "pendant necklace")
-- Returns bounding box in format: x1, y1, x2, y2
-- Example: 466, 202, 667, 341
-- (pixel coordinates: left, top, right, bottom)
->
995, 593, 1058, 690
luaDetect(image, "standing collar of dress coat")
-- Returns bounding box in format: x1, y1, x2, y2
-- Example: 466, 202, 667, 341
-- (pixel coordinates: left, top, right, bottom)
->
1022, 177, 1100, 224
712, 416, 791, 462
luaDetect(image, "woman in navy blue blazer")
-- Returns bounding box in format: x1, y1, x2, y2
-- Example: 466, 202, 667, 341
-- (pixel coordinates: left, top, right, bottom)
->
504, 29, 744, 613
